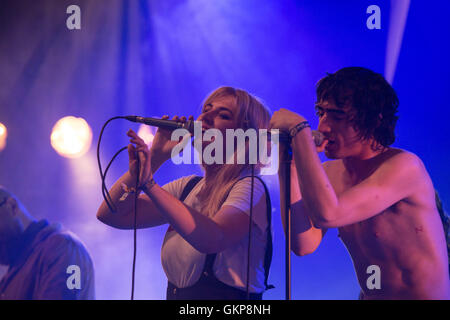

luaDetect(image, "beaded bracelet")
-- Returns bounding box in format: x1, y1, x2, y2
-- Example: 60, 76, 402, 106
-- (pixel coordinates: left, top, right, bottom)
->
289, 121, 310, 139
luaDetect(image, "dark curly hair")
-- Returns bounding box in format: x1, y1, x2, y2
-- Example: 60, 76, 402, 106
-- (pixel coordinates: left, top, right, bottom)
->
316, 67, 399, 148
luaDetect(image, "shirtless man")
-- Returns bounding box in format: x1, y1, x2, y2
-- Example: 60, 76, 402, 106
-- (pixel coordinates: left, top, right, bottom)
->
270, 67, 449, 299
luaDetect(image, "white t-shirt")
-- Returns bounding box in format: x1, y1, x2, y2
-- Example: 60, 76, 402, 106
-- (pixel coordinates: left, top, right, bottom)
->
161, 174, 270, 293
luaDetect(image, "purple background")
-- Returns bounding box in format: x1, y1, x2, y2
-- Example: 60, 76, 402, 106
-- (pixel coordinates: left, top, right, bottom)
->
0, 0, 448, 299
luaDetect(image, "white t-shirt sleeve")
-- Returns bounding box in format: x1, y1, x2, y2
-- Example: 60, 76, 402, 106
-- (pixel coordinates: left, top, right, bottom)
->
161, 175, 197, 200
221, 177, 268, 232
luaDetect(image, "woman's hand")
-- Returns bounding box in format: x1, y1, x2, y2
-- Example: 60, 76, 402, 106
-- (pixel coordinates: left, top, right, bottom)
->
127, 129, 153, 186
150, 115, 194, 167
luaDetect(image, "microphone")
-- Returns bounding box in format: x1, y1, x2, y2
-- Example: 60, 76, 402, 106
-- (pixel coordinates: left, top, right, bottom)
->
125, 115, 324, 146
124, 116, 195, 133
312, 130, 326, 146
270, 130, 324, 147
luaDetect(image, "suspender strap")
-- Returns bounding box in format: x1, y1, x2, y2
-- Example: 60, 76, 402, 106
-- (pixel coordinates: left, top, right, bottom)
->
177, 176, 218, 275
176, 175, 274, 292
200, 175, 273, 292
179, 176, 203, 202
250, 176, 275, 291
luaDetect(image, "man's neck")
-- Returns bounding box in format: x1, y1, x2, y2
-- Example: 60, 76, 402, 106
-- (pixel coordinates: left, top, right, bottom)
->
342, 145, 390, 176
18, 212, 35, 233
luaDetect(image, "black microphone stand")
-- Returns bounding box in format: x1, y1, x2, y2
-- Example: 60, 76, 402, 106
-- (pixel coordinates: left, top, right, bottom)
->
282, 143, 293, 300
280, 130, 323, 300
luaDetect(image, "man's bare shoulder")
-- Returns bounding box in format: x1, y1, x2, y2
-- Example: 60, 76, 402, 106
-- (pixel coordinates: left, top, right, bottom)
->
383, 147, 422, 163
376, 148, 428, 180
322, 148, 426, 176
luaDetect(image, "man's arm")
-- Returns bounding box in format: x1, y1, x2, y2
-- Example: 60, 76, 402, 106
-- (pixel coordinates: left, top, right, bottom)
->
291, 128, 426, 228
35, 234, 95, 300
278, 144, 326, 256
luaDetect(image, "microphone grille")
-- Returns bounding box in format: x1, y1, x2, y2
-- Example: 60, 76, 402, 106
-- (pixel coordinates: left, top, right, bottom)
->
312, 130, 324, 146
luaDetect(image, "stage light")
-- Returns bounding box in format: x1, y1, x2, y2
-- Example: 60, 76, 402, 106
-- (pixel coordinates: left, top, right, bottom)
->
50, 116, 93, 158
385, 0, 411, 83
137, 124, 157, 147
0, 123, 7, 151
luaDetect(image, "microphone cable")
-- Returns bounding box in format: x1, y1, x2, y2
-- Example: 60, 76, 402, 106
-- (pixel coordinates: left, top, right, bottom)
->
98, 117, 268, 300
97, 116, 141, 300
246, 164, 255, 300
131, 155, 140, 300
97, 116, 128, 213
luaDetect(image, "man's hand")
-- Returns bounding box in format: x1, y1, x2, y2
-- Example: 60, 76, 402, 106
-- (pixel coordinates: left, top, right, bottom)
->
315, 137, 329, 153
269, 108, 306, 132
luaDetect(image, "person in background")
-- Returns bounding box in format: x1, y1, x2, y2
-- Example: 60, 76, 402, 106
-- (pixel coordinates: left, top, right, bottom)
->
0, 187, 95, 300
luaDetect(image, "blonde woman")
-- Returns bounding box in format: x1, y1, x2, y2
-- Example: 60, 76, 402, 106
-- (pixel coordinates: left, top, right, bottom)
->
97, 87, 273, 300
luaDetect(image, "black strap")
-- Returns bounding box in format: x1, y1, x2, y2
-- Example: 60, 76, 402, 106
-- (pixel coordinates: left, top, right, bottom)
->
179, 176, 203, 202
177, 175, 274, 291
201, 175, 274, 291
165, 175, 202, 233
249, 176, 274, 291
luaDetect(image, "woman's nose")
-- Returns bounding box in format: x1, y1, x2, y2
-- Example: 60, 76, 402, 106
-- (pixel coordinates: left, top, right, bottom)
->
198, 110, 214, 126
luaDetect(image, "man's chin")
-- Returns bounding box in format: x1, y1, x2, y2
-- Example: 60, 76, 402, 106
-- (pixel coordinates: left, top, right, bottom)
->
324, 150, 338, 159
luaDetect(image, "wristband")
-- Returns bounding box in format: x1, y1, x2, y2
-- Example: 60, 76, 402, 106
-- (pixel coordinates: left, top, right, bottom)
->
119, 183, 137, 201
289, 121, 310, 139
140, 177, 157, 193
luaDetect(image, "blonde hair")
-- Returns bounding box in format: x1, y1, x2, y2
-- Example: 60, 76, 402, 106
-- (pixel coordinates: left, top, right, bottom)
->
198, 86, 271, 217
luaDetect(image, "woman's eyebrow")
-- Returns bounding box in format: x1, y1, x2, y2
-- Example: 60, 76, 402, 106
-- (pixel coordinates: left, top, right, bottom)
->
203, 103, 233, 115
217, 106, 233, 115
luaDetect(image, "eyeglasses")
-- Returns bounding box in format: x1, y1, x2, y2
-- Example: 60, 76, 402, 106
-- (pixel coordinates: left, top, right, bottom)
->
0, 198, 8, 208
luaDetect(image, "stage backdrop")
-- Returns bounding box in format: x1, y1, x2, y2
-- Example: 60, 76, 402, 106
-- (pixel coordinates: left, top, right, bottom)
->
0, 0, 449, 299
